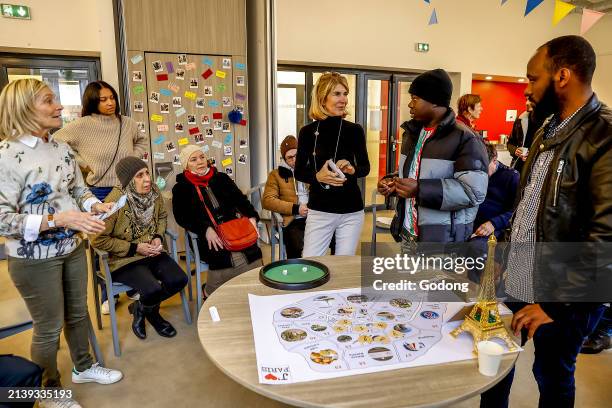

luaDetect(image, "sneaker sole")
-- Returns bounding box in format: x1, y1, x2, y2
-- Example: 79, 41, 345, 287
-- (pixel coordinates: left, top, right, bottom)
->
72, 373, 123, 385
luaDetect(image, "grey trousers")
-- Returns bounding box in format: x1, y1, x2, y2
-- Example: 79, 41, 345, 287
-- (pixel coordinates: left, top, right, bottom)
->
8, 243, 94, 387
204, 252, 262, 297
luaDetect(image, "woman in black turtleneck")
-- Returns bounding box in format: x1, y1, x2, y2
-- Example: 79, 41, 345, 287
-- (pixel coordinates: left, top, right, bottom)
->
295, 72, 370, 257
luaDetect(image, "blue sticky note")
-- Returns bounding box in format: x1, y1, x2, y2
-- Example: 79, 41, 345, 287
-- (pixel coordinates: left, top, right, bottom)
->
224, 133, 233, 144
203, 57, 213, 66
160, 88, 172, 96
175, 107, 187, 117
235, 63, 245, 70
153, 135, 165, 145
208, 100, 220, 107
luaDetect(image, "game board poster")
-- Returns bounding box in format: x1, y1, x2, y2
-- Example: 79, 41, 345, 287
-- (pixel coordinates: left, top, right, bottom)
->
249, 288, 517, 384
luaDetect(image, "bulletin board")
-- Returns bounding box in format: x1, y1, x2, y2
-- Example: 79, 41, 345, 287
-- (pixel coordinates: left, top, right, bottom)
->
126, 51, 250, 193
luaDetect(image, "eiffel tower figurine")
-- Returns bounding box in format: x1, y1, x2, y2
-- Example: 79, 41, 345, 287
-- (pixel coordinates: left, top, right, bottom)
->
450, 234, 518, 354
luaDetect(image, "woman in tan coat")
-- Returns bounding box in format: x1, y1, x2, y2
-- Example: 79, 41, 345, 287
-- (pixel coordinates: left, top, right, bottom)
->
92, 157, 188, 340
262, 136, 309, 258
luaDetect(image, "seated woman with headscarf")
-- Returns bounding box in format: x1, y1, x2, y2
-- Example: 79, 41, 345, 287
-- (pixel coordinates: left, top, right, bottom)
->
91, 157, 188, 340
172, 145, 262, 299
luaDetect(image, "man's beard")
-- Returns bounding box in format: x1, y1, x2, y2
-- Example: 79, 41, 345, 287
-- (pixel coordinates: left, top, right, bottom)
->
532, 80, 559, 120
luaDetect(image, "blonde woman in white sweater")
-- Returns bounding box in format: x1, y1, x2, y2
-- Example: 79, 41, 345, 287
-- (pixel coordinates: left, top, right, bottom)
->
54, 81, 148, 201
0, 79, 123, 407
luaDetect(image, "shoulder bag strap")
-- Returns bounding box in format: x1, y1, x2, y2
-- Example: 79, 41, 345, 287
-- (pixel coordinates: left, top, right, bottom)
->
89, 116, 123, 187
194, 184, 219, 229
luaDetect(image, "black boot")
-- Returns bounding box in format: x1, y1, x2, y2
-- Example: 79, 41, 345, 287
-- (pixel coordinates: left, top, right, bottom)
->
144, 304, 176, 338
128, 300, 146, 339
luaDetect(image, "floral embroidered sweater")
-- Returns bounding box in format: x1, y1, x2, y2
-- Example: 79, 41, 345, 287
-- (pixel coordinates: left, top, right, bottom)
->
0, 135, 100, 259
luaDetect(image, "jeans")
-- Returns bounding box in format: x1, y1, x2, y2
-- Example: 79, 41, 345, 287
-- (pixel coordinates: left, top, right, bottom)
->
111, 253, 188, 307
302, 209, 364, 257
0, 355, 42, 408
8, 244, 95, 387
480, 301, 606, 408
283, 218, 336, 258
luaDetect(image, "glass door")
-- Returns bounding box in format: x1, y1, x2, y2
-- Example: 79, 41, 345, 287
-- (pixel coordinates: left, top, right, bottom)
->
276, 70, 306, 165
390, 75, 416, 172
363, 75, 391, 207
0, 54, 101, 125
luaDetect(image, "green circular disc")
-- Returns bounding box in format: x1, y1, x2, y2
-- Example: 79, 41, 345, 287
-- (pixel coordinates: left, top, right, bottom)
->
260, 259, 330, 290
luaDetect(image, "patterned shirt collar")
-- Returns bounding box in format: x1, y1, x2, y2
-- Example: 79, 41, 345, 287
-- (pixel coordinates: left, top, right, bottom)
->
544, 104, 586, 140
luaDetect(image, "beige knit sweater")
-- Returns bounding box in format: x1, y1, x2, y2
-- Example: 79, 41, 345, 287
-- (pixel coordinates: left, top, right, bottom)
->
54, 114, 148, 187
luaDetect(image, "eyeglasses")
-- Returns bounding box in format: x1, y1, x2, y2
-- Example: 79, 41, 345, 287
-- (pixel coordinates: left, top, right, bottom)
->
285, 154, 297, 160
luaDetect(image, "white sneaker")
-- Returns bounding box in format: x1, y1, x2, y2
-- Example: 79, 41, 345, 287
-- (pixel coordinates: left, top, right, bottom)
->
100, 298, 118, 315
72, 363, 123, 384
38, 397, 82, 408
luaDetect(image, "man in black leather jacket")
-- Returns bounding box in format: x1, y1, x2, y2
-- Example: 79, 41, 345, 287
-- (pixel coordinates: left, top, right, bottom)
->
481, 35, 611, 408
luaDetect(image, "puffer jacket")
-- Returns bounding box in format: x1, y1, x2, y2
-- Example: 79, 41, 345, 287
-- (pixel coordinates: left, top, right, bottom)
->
388, 108, 489, 243
514, 94, 612, 321
262, 162, 308, 226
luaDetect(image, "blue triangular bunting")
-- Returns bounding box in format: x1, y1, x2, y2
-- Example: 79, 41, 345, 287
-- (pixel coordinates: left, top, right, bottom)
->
429, 8, 438, 25
525, 0, 545, 16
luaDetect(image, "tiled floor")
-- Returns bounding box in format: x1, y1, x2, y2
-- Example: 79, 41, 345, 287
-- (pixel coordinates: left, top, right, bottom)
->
0, 215, 610, 407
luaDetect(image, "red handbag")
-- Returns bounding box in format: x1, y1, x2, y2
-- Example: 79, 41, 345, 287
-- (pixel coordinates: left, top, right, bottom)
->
195, 186, 258, 251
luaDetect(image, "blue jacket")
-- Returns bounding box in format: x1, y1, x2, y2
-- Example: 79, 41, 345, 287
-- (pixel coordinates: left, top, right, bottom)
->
389, 109, 489, 243
474, 162, 519, 236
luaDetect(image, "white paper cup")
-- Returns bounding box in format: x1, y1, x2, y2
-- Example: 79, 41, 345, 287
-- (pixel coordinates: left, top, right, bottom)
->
477, 341, 504, 376
519, 147, 529, 157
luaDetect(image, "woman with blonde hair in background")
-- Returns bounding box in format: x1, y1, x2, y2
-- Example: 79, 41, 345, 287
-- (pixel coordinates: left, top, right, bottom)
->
0, 79, 123, 408
294, 72, 370, 257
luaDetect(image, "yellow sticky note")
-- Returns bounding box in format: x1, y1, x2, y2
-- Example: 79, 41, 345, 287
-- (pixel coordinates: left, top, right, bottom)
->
184, 91, 197, 100
178, 137, 189, 146
216, 70, 226, 79
151, 114, 163, 122
222, 158, 232, 167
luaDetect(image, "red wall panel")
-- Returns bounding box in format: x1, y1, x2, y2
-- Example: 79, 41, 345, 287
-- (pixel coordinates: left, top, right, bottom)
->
471, 80, 527, 142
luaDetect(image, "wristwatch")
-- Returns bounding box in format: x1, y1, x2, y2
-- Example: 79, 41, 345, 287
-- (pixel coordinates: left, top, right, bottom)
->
47, 214, 56, 229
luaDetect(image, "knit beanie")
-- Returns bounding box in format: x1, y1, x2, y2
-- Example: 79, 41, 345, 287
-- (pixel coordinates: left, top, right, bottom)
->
179, 144, 204, 170
115, 156, 147, 188
408, 68, 453, 107
280, 135, 298, 159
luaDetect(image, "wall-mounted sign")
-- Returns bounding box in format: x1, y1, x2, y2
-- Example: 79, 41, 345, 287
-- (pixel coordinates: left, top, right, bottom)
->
1, 3, 31, 19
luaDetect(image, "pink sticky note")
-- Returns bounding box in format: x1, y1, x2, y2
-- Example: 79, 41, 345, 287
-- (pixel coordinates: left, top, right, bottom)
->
186, 62, 196, 71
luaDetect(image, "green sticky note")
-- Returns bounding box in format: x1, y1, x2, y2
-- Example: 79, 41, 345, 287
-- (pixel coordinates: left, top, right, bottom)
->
217, 83, 226, 92
133, 84, 144, 95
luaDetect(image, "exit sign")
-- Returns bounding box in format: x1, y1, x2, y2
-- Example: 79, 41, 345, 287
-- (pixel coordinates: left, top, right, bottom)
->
1, 3, 31, 19
415, 43, 430, 53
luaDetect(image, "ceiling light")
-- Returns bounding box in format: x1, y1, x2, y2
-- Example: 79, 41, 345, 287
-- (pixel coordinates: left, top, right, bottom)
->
518, 78, 525, 82
485, 76, 493, 80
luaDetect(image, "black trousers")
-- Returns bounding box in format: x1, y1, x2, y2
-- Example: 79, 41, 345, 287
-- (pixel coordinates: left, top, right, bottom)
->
283, 218, 336, 259
0, 355, 42, 408
111, 253, 188, 307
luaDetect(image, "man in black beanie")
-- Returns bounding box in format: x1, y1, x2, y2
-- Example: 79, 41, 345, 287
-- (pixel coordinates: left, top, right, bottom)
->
378, 68, 488, 253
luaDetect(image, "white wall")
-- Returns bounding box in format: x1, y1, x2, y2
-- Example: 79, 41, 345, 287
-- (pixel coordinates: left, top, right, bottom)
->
0, 0, 119, 89
276, 0, 611, 98
585, 14, 612, 105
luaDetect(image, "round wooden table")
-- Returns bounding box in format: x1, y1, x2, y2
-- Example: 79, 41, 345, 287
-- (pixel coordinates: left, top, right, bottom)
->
198, 256, 519, 408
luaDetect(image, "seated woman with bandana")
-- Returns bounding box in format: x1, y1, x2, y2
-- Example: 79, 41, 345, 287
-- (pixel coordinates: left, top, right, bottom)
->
91, 157, 188, 340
